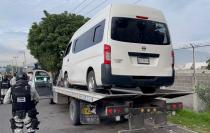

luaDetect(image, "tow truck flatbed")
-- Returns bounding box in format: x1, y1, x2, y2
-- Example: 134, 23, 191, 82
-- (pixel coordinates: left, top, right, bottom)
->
53, 86, 192, 103
53, 86, 193, 133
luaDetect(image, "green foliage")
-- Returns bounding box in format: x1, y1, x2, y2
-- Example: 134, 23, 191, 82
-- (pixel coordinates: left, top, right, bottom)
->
169, 109, 210, 133
207, 59, 210, 70
196, 84, 210, 109
27, 10, 89, 73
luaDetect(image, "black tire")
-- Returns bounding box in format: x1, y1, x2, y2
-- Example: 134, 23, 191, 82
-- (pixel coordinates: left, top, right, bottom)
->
140, 87, 158, 93
69, 99, 80, 125
87, 71, 97, 92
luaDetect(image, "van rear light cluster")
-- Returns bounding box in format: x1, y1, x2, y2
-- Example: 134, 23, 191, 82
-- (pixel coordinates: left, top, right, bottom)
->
104, 44, 111, 64
171, 50, 175, 68
106, 106, 129, 116
166, 102, 183, 111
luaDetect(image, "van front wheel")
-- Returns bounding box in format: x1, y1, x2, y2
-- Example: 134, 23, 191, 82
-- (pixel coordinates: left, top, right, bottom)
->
87, 71, 97, 92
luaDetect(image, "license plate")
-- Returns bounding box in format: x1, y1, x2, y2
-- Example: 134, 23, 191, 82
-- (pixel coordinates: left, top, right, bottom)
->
137, 57, 150, 64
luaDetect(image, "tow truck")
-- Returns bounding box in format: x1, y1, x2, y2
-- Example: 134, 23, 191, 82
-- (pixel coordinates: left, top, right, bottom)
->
53, 74, 193, 133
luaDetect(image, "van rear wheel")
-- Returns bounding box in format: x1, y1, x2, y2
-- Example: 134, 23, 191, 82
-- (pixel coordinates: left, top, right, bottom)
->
87, 71, 97, 92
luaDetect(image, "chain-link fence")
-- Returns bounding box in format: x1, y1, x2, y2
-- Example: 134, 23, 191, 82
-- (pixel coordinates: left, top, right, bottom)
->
166, 43, 210, 111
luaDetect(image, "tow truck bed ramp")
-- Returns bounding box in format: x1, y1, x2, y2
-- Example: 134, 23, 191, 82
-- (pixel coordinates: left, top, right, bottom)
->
53, 86, 192, 103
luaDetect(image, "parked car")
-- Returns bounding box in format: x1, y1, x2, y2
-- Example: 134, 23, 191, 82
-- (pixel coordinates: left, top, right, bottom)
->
28, 70, 52, 88
61, 4, 174, 93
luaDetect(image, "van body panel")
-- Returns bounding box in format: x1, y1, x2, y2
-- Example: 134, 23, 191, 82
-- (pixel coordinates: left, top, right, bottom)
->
108, 4, 173, 77
62, 6, 111, 86
61, 4, 174, 89
110, 41, 173, 76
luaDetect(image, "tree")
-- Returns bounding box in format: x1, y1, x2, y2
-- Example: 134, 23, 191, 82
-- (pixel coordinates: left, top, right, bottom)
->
27, 11, 89, 74
207, 59, 210, 70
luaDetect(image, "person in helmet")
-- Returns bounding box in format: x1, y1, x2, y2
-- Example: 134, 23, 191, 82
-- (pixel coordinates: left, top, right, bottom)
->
3, 72, 40, 133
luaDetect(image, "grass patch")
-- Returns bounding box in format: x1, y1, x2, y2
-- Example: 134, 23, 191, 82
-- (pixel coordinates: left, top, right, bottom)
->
168, 109, 210, 133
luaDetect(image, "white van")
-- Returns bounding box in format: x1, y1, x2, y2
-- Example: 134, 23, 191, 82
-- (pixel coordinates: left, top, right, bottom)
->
62, 4, 174, 93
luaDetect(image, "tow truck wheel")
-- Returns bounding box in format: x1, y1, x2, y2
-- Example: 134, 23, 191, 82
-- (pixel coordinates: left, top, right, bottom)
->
69, 99, 80, 125
87, 71, 97, 92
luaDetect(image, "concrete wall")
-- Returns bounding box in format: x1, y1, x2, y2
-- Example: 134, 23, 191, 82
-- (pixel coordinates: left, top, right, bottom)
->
166, 69, 210, 110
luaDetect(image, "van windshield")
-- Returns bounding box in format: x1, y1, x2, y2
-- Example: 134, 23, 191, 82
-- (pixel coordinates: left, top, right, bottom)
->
111, 17, 170, 45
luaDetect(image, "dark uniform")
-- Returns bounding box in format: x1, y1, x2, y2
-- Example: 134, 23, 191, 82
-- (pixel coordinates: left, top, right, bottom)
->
4, 73, 40, 133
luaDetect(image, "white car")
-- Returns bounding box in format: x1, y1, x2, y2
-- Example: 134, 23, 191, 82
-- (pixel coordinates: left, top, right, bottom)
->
62, 4, 174, 93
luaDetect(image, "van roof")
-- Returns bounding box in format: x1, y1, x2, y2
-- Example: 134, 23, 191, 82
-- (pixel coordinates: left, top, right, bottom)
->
71, 4, 166, 40
109, 4, 165, 22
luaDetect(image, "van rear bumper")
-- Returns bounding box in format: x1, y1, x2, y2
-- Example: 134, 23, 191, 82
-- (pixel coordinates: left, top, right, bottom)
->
101, 64, 175, 87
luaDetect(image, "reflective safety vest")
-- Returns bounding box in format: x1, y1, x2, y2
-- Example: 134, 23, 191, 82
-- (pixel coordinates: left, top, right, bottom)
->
11, 83, 34, 112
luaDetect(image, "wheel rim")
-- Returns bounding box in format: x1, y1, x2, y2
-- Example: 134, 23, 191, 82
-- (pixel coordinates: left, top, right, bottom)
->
70, 103, 74, 121
88, 76, 95, 91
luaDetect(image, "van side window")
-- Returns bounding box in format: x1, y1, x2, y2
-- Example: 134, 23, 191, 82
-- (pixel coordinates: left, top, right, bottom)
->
74, 38, 86, 53
64, 42, 72, 56
73, 19, 105, 53
93, 25, 104, 44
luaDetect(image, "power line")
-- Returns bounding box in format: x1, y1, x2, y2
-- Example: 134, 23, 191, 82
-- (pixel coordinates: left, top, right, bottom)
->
85, 0, 108, 16
71, 0, 89, 12
174, 44, 210, 50
75, 0, 95, 14
133, 0, 142, 4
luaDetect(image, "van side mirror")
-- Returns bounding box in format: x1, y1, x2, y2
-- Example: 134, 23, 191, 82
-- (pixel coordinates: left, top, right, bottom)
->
60, 51, 64, 57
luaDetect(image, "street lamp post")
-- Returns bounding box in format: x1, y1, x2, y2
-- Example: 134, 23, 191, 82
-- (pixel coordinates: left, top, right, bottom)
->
13, 56, 18, 73
11, 60, 14, 74
19, 51, 26, 66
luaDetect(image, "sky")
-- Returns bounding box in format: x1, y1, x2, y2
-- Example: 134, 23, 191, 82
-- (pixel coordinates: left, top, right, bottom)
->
0, 0, 210, 66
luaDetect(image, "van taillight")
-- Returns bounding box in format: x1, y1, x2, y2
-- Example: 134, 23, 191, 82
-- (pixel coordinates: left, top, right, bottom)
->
171, 50, 175, 68
104, 44, 111, 64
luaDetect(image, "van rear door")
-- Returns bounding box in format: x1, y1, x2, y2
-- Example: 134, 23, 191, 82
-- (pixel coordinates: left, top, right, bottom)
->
110, 17, 173, 77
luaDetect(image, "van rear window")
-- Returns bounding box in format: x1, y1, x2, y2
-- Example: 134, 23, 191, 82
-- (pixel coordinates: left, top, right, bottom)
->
111, 17, 170, 45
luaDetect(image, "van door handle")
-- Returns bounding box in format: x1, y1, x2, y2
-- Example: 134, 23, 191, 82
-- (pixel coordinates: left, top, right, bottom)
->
67, 59, 69, 62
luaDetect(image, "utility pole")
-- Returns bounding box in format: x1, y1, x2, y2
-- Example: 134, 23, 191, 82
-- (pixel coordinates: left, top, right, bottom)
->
190, 43, 197, 112
23, 51, 26, 66
19, 51, 27, 66
11, 60, 14, 74
13, 56, 18, 73
190, 43, 196, 83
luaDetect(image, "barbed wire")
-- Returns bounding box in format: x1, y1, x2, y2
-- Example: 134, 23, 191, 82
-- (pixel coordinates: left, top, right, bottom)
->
174, 41, 210, 50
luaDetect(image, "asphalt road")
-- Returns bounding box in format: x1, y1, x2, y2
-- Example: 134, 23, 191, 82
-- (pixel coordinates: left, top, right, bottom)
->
0, 99, 196, 133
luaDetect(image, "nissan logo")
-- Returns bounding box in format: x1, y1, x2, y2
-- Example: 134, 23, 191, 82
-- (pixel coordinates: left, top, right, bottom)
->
142, 46, 146, 51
